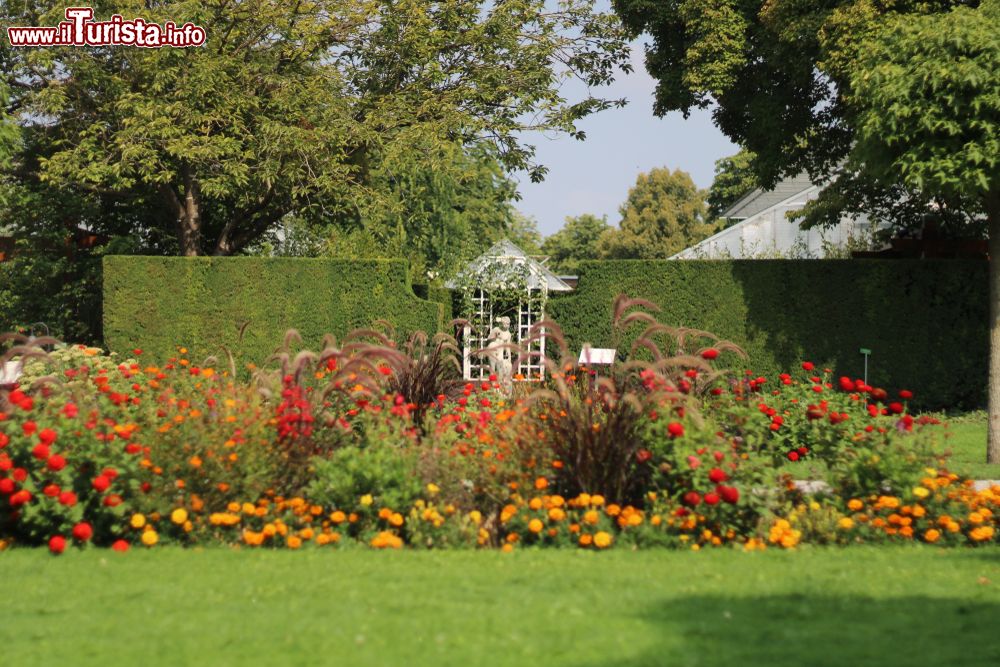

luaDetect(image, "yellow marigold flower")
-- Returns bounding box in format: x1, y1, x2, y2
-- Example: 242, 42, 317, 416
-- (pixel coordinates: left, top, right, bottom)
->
227, 502, 240, 513
501, 543, 514, 553
528, 519, 544, 534
469, 510, 482, 525
576, 493, 591, 507
548, 508, 566, 522
360, 494, 374, 507
170, 508, 188, 525
316, 533, 330, 546
838, 517, 854, 530
130, 513, 146, 529
912, 487, 930, 499
330, 511, 346, 524
847, 499, 864, 512
969, 512, 985, 525
389, 513, 404, 527
923, 528, 941, 543
590, 494, 605, 507
286, 535, 302, 549
593, 531, 613, 549
528, 497, 543, 510
651, 515, 662, 527
141, 530, 158, 547
426, 483, 440, 495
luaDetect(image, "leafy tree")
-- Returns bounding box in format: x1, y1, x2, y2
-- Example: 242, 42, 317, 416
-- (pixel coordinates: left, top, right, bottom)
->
845, 2, 1000, 460
541, 213, 610, 274
3, 0, 630, 256
505, 211, 544, 257
707, 149, 759, 222
609, 0, 977, 218
598, 168, 714, 259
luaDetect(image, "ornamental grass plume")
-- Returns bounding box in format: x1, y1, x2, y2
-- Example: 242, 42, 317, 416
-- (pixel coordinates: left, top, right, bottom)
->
515, 294, 746, 504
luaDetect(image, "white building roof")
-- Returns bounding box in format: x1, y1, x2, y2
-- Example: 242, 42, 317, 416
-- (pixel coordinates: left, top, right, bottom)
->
673, 176, 877, 259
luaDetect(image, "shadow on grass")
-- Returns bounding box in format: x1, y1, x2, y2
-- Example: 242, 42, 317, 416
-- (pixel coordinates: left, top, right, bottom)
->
578, 592, 1000, 667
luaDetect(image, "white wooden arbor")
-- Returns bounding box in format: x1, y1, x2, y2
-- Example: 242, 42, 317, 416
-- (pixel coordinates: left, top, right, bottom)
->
446, 240, 573, 382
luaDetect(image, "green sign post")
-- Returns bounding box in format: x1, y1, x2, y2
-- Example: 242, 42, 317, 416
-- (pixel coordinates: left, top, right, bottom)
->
859, 348, 872, 385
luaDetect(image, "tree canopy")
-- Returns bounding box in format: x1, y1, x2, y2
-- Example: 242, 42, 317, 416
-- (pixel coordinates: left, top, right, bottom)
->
541, 213, 611, 274
609, 0, 984, 226
597, 167, 714, 259
2, 0, 631, 256
707, 149, 759, 222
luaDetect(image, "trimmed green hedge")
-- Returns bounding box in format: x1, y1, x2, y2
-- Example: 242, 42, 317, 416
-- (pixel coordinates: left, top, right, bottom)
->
103, 257, 443, 368
548, 260, 987, 411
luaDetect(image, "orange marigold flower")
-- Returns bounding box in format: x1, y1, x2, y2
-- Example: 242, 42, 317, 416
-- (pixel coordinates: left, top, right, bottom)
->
528, 519, 544, 534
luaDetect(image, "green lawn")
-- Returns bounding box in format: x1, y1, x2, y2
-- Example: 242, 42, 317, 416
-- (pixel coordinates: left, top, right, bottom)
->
932, 413, 1000, 480
2, 547, 1000, 666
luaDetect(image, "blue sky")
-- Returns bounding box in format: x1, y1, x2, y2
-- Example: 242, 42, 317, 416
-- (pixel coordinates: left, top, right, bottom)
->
514, 39, 737, 237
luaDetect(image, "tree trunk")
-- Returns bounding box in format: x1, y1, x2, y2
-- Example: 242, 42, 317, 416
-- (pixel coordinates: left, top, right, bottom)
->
160, 166, 202, 256
987, 191, 1000, 464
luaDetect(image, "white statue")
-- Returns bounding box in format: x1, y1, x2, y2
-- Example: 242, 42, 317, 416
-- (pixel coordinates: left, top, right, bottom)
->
484, 315, 513, 391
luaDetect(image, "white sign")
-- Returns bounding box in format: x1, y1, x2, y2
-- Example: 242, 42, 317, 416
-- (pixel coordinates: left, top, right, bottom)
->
578, 346, 616, 365
0, 360, 23, 387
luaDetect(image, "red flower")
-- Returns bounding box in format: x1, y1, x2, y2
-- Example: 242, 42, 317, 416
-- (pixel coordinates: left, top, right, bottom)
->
888, 402, 904, 414
47, 454, 67, 472
682, 491, 701, 507
58, 491, 78, 507
838, 377, 856, 392
22, 421, 37, 436
101, 467, 119, 480
636, 449, 653, 464
713, 451, 724, 462
92, 475, 111, 493
787, 450, 800, 462
667, 422, 684, 438
62, 403, 79, 418
0, 478, 14, 495
49, 535, 67, 555
9, 489, 31, 506
111, 539, 130, 552
801, 362, 815, 371
103, 494, 123, 507
708, 467, 728, 483
710, 388, 724, 396
701, 348, 719, 360
704, 492, 721, 505
72, 522, 93, 542
38, 428, 57, 445
13, 467, 27, 482
686, 455, 701, 469
870, 387, 888, 401
718, 485, 739, 504
899, 389, 913, 400
43, 484, 61, 497
0, 433, 8, 448
32, 443, 50, 460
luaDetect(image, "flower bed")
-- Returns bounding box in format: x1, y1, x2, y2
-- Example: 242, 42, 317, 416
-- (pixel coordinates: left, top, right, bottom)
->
0, 298, 996, 554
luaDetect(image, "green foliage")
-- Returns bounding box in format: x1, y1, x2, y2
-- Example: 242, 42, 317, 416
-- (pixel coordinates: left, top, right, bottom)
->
102, 256, 443, 367
3, 0, 630, 256
847, 2, 1000, 214
549, 259, 988, 411
610, 0, 983, 226
707, 149, 759, 221
541, 214, 610, 274
307, 445, 424, 514
597, 167, 715, 258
